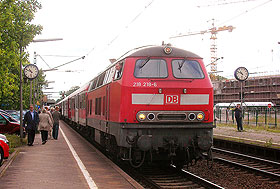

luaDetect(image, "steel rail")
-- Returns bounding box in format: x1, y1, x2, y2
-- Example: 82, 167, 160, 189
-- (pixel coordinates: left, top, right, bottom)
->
170, 165, 224, 189
212, 148, 280, 181
215, 157, 280, 181
213, 147, 280, 166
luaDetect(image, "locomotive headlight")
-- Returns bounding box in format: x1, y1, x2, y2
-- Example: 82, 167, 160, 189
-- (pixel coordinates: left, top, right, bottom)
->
163, 46, 172, 54
188, 113, 196, 121
138, 113, 146, 121
147, 113, 155, 120
197, 113, 204, 121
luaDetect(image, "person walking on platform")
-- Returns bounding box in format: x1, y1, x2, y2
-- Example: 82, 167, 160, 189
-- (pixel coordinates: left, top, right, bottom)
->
234, 104, 243, 132
38, 109, 52, 144
52, 106, 60, 140
45, 106, 54, 139
23, 105, 39, 146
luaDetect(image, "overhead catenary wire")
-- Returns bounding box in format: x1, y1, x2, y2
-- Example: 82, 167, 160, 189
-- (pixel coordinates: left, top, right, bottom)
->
217, 0, 272, 26
197, 0, 260, 7
52, 56, 85, 70
37, 54, 52, 69
84, 0, 155, 58
42, 56, 86, 72
106, 0, 155, 47
40, 55, 81, 58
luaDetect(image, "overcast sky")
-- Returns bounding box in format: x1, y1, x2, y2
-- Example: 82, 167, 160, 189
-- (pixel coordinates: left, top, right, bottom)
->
27, 0, 280, 99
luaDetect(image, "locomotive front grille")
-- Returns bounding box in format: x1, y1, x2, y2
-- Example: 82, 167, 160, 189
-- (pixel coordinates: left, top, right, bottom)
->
157, 113, 186, 121
136, 111, 205, 122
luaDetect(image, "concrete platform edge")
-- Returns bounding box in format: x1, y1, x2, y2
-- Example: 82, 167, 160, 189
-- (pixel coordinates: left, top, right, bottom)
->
72, 127, 144, 189
214, 134, 280, 149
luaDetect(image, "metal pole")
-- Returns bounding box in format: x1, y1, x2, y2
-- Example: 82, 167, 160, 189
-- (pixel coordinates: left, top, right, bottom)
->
19, 45, 23, 139
265, 108, 267, 125
33, 52, 37, 108
30, 80, 32, 105
248, 109, 250, 125
240, 81, 243, 126
240, 82, 243, 107
275, 109, 277, 127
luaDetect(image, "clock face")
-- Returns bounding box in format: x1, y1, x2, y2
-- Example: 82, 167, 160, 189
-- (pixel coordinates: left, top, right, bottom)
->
24, 64, 39, 80
234, 67, 249, 81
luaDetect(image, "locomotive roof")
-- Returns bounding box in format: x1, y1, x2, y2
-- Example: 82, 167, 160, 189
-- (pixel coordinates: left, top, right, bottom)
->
127, 46, 202, 58
57, 45, 202, 105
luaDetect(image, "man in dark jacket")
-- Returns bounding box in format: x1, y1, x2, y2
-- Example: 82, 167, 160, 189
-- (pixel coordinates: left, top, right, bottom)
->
234, 104, 243, 132
52, 106, 60, 140
23, 105, 39, 146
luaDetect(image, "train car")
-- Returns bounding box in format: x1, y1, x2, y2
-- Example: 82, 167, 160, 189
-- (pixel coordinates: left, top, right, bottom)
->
214, 102, 275, 108
67, 83, 90, 125
59, 44, 215, 168
58, 95, 69, 119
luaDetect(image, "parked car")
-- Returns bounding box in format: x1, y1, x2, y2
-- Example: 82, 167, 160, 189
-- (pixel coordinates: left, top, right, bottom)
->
0, 112, 21, 135
0, 109, 9, 114
5, 110, 21, 122
0, 134, 9, 166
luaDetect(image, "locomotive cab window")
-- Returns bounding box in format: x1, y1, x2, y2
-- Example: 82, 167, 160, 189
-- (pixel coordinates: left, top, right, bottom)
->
172, 59, 204, 79
134, 59, 168, 78
89, 78, 98, 91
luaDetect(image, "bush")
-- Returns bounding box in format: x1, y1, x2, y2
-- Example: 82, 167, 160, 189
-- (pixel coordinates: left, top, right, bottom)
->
6, 134, 27, 153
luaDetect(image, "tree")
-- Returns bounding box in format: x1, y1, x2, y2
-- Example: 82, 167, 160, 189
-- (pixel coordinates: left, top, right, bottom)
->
0, 0, 43, 109
56, 86, 80, 103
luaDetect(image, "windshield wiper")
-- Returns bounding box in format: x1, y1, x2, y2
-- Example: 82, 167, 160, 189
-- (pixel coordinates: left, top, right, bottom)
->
178, 58, 187, 73
139, 57, 150, 68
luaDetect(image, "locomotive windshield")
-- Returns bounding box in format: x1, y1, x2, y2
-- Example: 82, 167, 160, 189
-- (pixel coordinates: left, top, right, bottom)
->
172, 60, 204, 79
134, 59, 168, 78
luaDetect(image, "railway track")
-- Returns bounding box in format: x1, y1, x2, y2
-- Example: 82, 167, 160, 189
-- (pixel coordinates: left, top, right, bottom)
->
213, 138, 280, 162
125, 163, 223, 189
212, 147, 280, 183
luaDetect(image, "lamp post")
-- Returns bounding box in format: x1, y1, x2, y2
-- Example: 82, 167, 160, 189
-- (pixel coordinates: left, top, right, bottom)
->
234, 67, 249, 130
19, 42, 24, 139
19, 38, 62, 139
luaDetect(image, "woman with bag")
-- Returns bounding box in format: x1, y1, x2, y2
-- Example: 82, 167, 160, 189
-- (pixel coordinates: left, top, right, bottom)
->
38, 108, 52, 144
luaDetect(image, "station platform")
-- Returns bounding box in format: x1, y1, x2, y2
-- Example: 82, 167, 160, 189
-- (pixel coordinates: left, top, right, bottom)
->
213, 125, 280, 148
0, 121, 143, 189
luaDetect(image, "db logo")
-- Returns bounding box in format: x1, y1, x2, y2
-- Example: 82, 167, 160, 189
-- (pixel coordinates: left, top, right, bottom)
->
166, 95, 179, 104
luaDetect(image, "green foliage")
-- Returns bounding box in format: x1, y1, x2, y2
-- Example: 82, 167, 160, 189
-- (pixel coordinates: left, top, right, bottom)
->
56, 86, 80, 103
6, 134, 27, 153
216, 75, 228, 81
0, 0, 43, 110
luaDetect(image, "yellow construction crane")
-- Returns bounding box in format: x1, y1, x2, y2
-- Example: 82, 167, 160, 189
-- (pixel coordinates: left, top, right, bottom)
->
170, 20, 235, 79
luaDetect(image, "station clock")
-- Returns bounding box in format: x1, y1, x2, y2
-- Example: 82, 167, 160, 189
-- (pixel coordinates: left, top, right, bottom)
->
234, 67, 249, 81
24, 64, 39, 80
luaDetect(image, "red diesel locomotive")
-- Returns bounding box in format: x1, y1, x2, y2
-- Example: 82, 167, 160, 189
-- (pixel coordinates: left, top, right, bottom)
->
59, 45, 214, 167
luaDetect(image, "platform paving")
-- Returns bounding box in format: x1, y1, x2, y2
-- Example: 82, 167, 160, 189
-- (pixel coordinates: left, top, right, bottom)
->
0, 121, 143, 189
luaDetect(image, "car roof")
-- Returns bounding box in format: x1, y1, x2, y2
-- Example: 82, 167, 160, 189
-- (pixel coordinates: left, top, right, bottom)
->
0, 109, 9, 114
0, 112, 18, 122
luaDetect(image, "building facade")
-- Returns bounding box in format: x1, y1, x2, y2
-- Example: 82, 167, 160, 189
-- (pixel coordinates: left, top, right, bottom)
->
213, 75, 280, 106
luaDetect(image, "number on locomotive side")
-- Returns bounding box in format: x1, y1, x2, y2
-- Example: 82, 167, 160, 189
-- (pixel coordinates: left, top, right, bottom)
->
133, 82, 157, 87
133, 82, 141, 87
